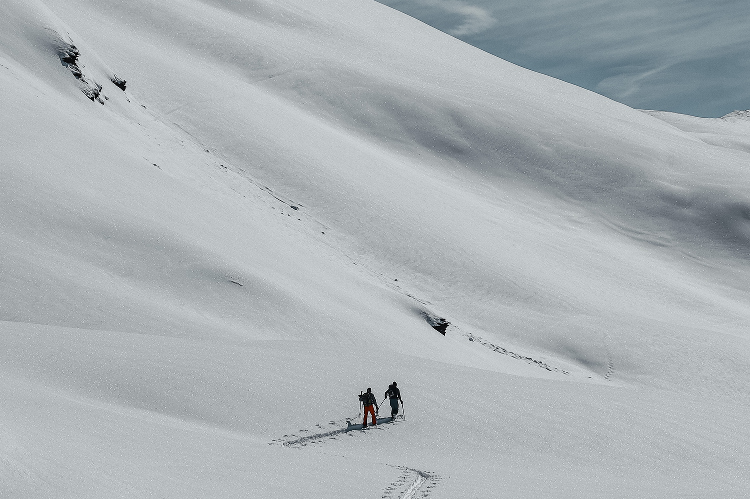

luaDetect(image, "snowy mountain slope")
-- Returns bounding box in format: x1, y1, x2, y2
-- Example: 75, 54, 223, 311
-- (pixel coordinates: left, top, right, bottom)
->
39, 0, 750, 383
2, 0, 750, 497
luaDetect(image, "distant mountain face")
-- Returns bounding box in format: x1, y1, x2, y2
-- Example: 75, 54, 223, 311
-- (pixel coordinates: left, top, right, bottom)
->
376, 0, 750, 118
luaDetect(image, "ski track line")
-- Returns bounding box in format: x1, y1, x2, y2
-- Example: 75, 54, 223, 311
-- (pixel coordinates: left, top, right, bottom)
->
276, 426, 348, 448
272, 417, 401, 448
382, 467, 440, 499
463, 329, 570, 375
400, 473, 425, 499
272, 423, 441, 498
385, 280, 572, 377
602, 330, 615, 381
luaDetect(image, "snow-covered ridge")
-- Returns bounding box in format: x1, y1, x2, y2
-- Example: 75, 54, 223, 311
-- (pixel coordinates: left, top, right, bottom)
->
722, 109, 750, 120
2, 0, 750, 496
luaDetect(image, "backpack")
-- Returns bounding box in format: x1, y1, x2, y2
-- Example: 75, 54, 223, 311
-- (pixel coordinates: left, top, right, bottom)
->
386, 385, 400, 399
359, 392, 375, 406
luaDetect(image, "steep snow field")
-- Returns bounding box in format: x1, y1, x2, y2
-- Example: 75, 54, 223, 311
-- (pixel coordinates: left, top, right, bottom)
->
2, 0, 750, 497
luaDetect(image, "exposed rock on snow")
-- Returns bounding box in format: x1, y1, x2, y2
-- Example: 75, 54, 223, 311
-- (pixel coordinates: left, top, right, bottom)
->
55, 39, 104, 103
110, 73, 127, 91
420, 310, 449, 335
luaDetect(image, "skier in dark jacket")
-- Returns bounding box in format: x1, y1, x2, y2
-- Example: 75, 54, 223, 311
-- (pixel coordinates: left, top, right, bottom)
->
385, 382, 402, 419
359, 388, 378, 427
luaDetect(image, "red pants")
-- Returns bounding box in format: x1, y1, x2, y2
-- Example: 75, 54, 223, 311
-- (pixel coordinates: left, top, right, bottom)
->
363, 405, 376, 426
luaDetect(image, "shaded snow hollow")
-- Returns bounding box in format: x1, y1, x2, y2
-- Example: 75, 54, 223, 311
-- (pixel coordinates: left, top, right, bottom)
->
1, 0, 750, 497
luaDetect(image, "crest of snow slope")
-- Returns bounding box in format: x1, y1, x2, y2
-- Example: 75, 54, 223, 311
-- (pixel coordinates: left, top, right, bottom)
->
1, 0, 750, 497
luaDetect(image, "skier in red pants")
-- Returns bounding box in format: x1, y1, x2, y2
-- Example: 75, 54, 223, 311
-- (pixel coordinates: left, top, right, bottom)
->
359, 388, 379, 427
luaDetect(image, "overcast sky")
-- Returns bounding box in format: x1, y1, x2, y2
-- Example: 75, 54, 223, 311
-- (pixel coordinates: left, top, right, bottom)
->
377, 0, 750, 117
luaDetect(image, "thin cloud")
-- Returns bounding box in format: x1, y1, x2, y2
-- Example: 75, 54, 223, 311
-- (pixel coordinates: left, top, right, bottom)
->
442, 4, 496, 37
407, 0, 497, 37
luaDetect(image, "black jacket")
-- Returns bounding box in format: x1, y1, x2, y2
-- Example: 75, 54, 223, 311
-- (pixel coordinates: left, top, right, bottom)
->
385, 385, 401, 400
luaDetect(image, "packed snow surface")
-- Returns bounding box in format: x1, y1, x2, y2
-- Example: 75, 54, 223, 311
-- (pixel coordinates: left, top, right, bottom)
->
1, 0, 750, 497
